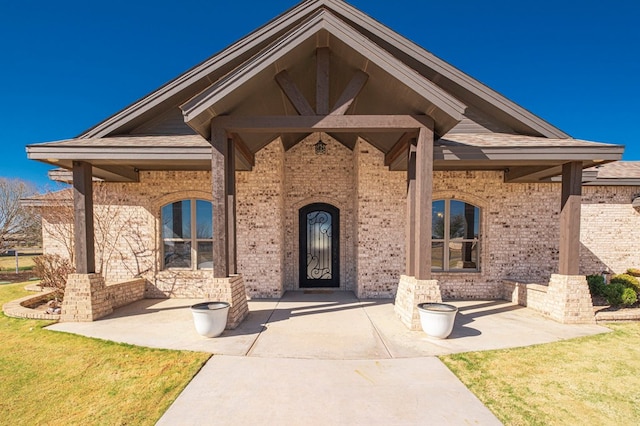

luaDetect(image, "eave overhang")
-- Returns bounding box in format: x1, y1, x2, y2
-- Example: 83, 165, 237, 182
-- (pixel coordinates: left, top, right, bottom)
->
385, 133, 624, 181
26, 136, 214, 182
27, 133, 624, 183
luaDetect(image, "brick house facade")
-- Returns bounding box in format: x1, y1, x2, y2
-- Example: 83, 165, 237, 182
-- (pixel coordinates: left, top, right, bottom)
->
27, 0, 640, 326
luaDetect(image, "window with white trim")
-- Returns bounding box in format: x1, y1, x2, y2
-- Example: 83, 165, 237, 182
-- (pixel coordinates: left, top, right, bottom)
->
432, 199, 480, 272
161, 199, 213, 270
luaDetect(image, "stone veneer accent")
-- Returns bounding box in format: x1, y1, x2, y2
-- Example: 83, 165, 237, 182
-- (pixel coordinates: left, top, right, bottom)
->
203, 275, 249, 329
61, 274, 113, 321
3, 287, 61, 320
546, 274, 595, 324
61, 275, 146, 322
502, 275, 595, 324
109, 278, 146, 309
394, 275, 442, 330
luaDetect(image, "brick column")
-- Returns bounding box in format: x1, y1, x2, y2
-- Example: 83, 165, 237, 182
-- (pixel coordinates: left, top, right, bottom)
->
394, 275, 442, 330
547, 274, 596, 324
61, 274, 113, 322
205, 275, 249, 329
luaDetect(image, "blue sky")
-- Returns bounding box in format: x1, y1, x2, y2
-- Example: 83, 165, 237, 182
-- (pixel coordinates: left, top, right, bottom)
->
1, 0, 639, 189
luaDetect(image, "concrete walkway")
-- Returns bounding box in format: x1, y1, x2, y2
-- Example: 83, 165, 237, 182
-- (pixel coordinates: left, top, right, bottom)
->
48, 291, 609, 425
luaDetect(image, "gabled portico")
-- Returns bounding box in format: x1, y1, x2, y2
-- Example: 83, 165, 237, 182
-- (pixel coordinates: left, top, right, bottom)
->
26, 0, 626, 327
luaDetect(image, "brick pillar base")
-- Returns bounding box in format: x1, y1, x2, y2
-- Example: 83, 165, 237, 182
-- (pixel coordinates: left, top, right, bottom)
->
61, 273, 113, 322
547, 274, 596, 324
394, 275, 442, 330
205, 274, 249, 329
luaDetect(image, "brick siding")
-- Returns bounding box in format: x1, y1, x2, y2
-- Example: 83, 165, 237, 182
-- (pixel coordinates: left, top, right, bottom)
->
40, 141, 640, 300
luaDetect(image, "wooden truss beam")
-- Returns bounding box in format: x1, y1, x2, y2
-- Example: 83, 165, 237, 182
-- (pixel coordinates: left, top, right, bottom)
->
231, 133, 255, 169
91, 165, 139, 182
211, 115, 434, 133
385, 131, 417, 167
504, 165, 563, 183
275, 70, 315, 116
316, 47, 330, 115
331, 70, 368, 116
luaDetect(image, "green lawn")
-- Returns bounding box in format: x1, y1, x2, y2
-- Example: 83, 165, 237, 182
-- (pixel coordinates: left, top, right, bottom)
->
0, 254, 37, 271
0, 282, 210, 425
441, 322, 640, 425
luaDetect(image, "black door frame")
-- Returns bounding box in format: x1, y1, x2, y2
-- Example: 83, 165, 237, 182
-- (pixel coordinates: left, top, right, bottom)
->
299, 203, 340, 288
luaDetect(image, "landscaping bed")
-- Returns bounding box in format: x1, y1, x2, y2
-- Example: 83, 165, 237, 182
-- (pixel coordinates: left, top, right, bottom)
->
0, 271, 37, 284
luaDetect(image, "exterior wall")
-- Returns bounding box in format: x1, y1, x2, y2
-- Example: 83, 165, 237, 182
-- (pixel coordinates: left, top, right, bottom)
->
108, 278, 147, 309
41, 171, 215, 298
39, 162, 640, 300
42, 217, 73, 259
236, 140, 285, 298
581, 186, 640, 274
432, 171, 560, 299
283, 135, 356, 291
354, 139, 406, 298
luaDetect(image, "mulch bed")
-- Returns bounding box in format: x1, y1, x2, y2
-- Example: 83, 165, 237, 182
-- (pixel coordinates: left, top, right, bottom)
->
0, 271, 38, 284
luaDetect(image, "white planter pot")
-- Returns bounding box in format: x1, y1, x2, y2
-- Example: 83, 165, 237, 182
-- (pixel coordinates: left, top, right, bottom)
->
417, 303, 458, 339
191, 302, 230, 338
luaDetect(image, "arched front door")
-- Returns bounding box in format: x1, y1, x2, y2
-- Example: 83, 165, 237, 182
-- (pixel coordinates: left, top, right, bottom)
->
299, 203, 340, 288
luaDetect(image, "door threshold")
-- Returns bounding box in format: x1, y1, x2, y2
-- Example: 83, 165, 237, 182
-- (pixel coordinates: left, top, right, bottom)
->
302, 289, 335, 294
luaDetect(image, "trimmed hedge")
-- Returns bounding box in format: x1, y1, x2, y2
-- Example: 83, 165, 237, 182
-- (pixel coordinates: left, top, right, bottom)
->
610, 274, 640, 294
586, 274, 606, 297
626, 268, 640, 277
621, 287, 638, 306
604, 283, 626, 306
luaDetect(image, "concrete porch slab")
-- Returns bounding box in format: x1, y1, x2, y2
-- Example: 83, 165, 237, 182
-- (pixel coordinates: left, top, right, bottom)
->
47, 291, 611, 425
47, 292, 610, 358
48, 298, 278, 356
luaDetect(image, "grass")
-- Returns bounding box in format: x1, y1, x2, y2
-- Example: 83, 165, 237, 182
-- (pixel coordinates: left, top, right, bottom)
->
0, 282, 211, 425
0, 254, 37, 271
441, 322, 640, 425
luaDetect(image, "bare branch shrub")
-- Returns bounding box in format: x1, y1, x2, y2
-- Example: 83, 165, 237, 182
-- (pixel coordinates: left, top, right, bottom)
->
38, 183, 155, 282
32, 254, 75, 298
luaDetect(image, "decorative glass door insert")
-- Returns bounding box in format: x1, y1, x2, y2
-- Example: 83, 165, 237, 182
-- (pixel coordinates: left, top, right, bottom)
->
299, 203, 340, 288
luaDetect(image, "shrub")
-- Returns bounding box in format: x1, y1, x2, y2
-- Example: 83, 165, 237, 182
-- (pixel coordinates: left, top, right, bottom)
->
626, 268, 640, 278
610, 274, 640, 294
621, 287, 638, 306
32, 254, 75, 299
603, 283, 625, 306
586, 274, 606, 297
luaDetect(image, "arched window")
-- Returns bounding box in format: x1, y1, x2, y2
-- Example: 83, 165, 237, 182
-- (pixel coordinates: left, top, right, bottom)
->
161, 199, 213, 270
432, 199, 480, 272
